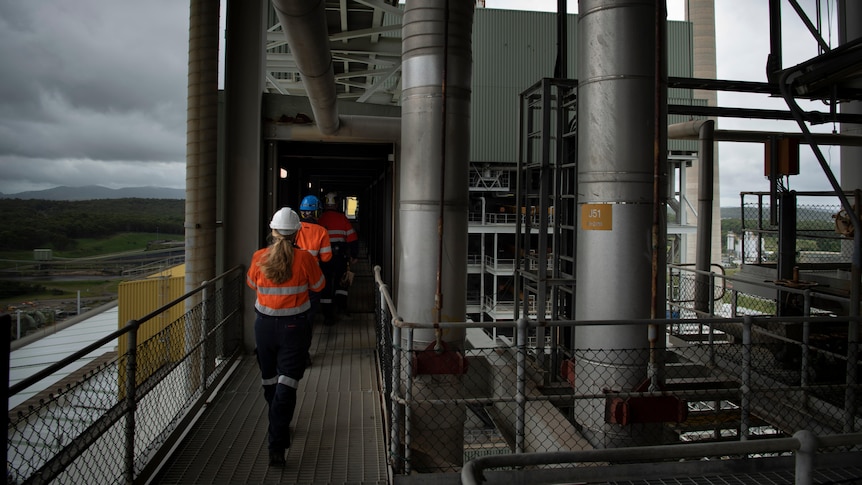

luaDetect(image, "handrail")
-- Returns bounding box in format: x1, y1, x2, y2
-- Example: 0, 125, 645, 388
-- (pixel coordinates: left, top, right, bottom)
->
668, 262, 853, 306
374, 263, 862, 476
9, 264, 243, 398
373, 265, 400, 323
461, 431, 862, 485
7, 264, 245, 485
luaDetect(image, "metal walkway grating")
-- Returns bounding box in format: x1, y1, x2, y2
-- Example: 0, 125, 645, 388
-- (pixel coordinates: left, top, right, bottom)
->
153, 267, 387, 484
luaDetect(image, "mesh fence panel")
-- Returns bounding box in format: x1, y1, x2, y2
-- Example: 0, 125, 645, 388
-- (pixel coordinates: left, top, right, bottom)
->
382, 319, 859, 474
738, 195, 854, 266
7, 267, 244, 484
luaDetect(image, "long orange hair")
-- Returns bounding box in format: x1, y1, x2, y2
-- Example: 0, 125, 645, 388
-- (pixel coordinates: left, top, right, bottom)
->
259, 230, 296, 284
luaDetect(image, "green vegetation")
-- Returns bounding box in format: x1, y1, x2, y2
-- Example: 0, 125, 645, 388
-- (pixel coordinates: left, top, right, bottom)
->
720, 290, 776, 315
55, 232, 183, 258
0, 198, 183, 251
0, 198, 184, 310
720, 208, 842, 255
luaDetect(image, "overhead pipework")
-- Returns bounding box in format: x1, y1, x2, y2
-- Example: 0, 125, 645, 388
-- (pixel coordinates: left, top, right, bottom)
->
271, 0, 340, 135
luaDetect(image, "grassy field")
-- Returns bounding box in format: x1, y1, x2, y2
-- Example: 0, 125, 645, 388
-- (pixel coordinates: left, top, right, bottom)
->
58, 233, 183, 258
1, 232, 183, 310
1, 232, 182, 261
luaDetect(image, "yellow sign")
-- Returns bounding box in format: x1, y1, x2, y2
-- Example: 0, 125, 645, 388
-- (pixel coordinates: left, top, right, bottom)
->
581, 203, 612, 230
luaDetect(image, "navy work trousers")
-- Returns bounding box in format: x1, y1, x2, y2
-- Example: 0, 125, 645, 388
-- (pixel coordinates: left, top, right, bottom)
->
254, 311, 312, 452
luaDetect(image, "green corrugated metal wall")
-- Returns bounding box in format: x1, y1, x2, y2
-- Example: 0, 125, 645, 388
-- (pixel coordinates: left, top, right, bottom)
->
470, 8, 699, 163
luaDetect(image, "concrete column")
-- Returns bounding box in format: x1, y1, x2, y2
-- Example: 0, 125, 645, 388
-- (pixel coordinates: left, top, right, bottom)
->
185, 0, 220, 300
684, 0, 721, 266
223, 0, 267, 352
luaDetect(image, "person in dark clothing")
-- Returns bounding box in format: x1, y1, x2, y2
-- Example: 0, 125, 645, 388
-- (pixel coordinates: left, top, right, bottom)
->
247, 207, 325, 466
317, 192, 359, 324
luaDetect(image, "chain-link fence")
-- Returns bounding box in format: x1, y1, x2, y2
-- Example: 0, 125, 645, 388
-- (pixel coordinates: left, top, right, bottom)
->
373, 266, 861, 477
7, 266, 244, 484
735, 191, 859, 266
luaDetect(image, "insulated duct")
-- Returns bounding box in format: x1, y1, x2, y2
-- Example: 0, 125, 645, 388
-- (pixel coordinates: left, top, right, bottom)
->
398, 0, 474, 471
574, 0, 667, 448
271, 0, 340, 135
265, 115, 401, 142
669, 120, 716, 315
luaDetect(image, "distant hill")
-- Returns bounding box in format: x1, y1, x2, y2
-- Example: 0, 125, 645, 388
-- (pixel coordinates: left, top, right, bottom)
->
0, 185, 185, 201
721, 207, 741, 218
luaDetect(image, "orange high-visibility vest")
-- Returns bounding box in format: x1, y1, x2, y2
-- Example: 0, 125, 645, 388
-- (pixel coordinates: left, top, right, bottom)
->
318, 210, 358, 244
295, 221, 332, 263
247, 246, 325, 316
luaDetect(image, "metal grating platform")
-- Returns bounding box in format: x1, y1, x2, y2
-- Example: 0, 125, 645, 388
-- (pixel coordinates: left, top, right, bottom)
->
152, 266, 387, 484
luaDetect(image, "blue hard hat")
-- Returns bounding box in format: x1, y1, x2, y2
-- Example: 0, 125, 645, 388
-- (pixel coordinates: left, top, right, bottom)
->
300, 195, 320, 211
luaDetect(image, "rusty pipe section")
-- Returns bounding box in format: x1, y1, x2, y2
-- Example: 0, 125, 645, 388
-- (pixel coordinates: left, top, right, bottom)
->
271, 0, 339, 135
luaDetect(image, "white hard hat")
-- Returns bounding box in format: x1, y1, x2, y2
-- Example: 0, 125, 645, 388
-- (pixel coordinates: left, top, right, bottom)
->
324, 192, 338, 207
269, 207, 301, 235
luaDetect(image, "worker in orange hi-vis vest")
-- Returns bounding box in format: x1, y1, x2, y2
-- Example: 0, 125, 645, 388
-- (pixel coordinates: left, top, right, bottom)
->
317, 191, 359, 325
295, 194, 332, 365
246, 207, 325, 467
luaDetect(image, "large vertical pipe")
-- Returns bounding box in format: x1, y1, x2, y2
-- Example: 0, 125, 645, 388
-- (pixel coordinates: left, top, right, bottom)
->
398, 0, 474, 470
687, 120, 716, 315
185, 0, 220, 299
839, 0, 862, 192
575, 0, 666, 448
223, 0, 267, 351
838, 0, 862, 432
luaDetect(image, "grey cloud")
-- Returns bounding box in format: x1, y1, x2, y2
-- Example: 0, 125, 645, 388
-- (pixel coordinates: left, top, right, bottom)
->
0, 0, 189, 166
0, 155, 185, 194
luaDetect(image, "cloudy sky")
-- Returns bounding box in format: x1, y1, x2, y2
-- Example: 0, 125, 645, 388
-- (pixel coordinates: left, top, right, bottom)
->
0, 0, 845, 206
0, 1, 189, 194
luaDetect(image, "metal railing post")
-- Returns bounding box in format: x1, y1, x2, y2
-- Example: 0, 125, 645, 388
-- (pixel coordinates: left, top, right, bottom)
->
124, 321, 139, 484
708, 271, 716, 317
740, 316, 752, 441
731, 288, 738, 318
201, 283, 210, 393
706, 271, 716, 366
845, 315, 859, 432
390, 319, 402, 474
793, 430, 816, 485
801, 290, 811, 408
516, 318, 527, 454
2, 313, 10, 472
404, 327, 414, 474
